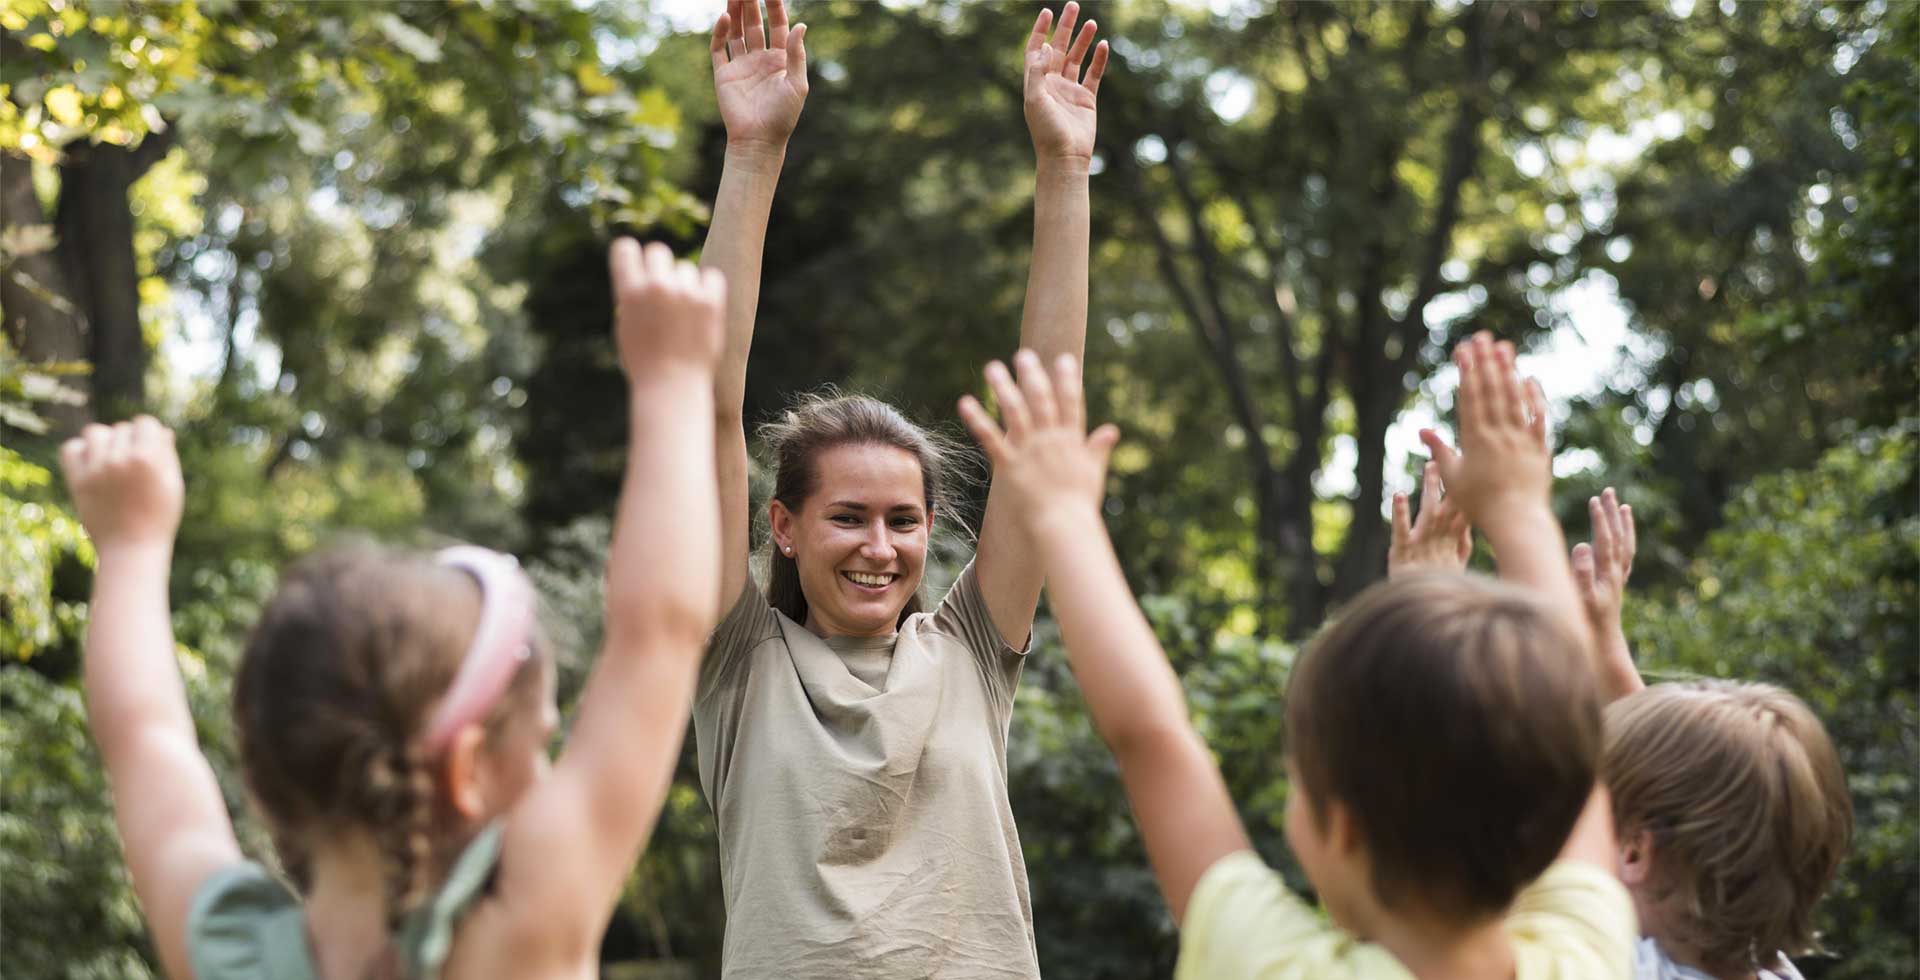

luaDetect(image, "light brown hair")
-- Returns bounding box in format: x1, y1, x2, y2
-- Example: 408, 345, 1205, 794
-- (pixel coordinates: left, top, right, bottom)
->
759, 391, 968, 626
1604, 681, 1852, 974
232, 541, 548, 930
1286, 571, 1601, 922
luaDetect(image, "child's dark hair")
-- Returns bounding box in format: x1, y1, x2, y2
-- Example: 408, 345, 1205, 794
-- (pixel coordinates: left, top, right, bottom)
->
1604, 681, 1852, 975
759, 391, 968, 625
232, 541, 547, 929
1286, 572, 1601, 922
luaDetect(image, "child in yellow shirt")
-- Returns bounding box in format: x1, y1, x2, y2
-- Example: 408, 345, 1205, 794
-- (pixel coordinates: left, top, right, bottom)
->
958, 333, 1634, 978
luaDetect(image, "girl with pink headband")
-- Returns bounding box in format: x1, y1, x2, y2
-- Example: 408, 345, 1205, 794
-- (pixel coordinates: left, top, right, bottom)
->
58, 239, 726, 980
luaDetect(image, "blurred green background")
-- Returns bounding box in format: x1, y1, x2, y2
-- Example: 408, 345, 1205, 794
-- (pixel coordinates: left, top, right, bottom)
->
2, 1, 1912, 977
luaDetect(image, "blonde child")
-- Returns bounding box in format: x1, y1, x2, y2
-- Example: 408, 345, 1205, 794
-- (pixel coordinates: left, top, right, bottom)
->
1570, 494, 1852, 980
1394, 430, 1854, 980
59, 240, 725, 979
958, 334, 1636, 979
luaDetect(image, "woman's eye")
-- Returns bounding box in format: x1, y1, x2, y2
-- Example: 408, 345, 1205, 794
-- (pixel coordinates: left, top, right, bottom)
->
832, 514, 860, 525
891, 517, 920, 530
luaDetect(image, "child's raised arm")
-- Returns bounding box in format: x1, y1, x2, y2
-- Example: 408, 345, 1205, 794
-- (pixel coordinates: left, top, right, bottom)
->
1387, 460, 1473, 578
60, 417, 243, 980
960, 350, 1250, 923
1573, 487, 1645, 700
1418, 333, 1618, 868
1420, 333, 1594, 660
495, 240, 726, 948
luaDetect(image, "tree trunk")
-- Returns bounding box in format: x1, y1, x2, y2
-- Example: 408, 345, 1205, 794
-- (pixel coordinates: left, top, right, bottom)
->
2, 150, 91, 436
53, 130, 172, 421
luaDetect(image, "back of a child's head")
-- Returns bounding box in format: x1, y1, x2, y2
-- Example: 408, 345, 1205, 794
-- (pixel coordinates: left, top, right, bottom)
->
1286, 571, 1601, 923
1603, 681, 1852, 974
232, 540, 546, 923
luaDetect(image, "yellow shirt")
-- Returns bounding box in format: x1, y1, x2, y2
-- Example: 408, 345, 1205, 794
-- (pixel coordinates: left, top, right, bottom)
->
1174, 853, 1635, 980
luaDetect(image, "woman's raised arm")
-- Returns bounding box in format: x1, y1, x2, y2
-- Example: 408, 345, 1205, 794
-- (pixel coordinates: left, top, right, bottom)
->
976, 3, 1110, 647
704, 0, 809, 606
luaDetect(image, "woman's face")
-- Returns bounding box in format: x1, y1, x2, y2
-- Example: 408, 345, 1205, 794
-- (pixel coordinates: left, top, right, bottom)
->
771, 442, 930, 638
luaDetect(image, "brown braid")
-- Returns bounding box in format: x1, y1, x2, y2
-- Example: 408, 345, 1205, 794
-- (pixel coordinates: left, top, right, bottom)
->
232, 541, 548, 943
365, 742, 439, 930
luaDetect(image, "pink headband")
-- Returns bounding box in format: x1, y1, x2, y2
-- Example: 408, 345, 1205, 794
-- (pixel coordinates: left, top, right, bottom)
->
418, 546, 537, 755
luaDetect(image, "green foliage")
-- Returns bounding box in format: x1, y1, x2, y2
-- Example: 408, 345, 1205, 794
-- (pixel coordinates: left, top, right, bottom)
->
1632, 425, 1919, 980
3, 0, 1913, 977
0, 668, 155, 979
0, 446, 90, 662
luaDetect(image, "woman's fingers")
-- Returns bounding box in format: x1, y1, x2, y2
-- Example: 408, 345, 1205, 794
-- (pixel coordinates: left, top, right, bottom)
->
786, 23, 808, 87
742, 0, 765, 52
710, 11, 731, 70
1026, 8, 1052, 59
1064, 19, 1097, 82
1084, 40, 1110, 95
766, 0, 789, 49
1049, 2, 1080, 64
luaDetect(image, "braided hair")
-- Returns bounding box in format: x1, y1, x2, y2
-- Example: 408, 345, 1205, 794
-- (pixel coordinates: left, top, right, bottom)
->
233, 541, 545, 933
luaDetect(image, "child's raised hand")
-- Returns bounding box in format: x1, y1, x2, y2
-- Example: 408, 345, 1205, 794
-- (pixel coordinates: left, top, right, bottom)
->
1388, 461, 1473, 578
959, 349, 1119, 533
610, 239, 726, 380
1419, 332, 1552, 529
59, 416, 184, 555
1571, 487, 1636, 636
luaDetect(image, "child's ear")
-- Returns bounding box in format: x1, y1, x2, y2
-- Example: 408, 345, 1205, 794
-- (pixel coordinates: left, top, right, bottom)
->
1327, 800, 1364, 857
442, 726, 491, 822
1618, 826, 1655, 886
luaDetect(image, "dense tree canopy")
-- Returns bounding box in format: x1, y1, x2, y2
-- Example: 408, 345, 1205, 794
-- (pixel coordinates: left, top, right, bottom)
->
2, 1, 1912, 977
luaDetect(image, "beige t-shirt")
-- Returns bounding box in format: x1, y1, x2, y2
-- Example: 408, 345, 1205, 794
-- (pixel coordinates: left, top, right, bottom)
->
694, 560, 1038, 980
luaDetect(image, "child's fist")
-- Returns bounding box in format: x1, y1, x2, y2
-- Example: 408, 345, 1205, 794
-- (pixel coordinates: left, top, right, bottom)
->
609, 238, 726, 379
59, 416, 184, 554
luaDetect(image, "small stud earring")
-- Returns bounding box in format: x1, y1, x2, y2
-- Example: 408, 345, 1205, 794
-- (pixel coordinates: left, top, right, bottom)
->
783, 546, 794, 555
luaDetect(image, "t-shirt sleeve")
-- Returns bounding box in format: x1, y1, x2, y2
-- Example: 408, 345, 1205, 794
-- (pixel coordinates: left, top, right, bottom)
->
1175, 850, 1404, 980
699, 575, 781, 698
187, 861, 300, 979
1508, 862, 1638, 980
929, 558, 1031, 709
694, 576, 782, 811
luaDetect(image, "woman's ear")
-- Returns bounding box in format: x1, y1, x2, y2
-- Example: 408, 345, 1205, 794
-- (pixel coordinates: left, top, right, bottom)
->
441, 725, 490, 822
769, 498, 796, 556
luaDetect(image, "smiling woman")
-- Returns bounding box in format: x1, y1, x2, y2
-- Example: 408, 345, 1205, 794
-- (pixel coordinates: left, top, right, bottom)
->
760, 394, 965, 637
687, 1, 1108, 976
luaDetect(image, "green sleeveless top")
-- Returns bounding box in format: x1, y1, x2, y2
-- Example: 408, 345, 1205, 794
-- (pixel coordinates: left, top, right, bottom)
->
186, 823, 505, 980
